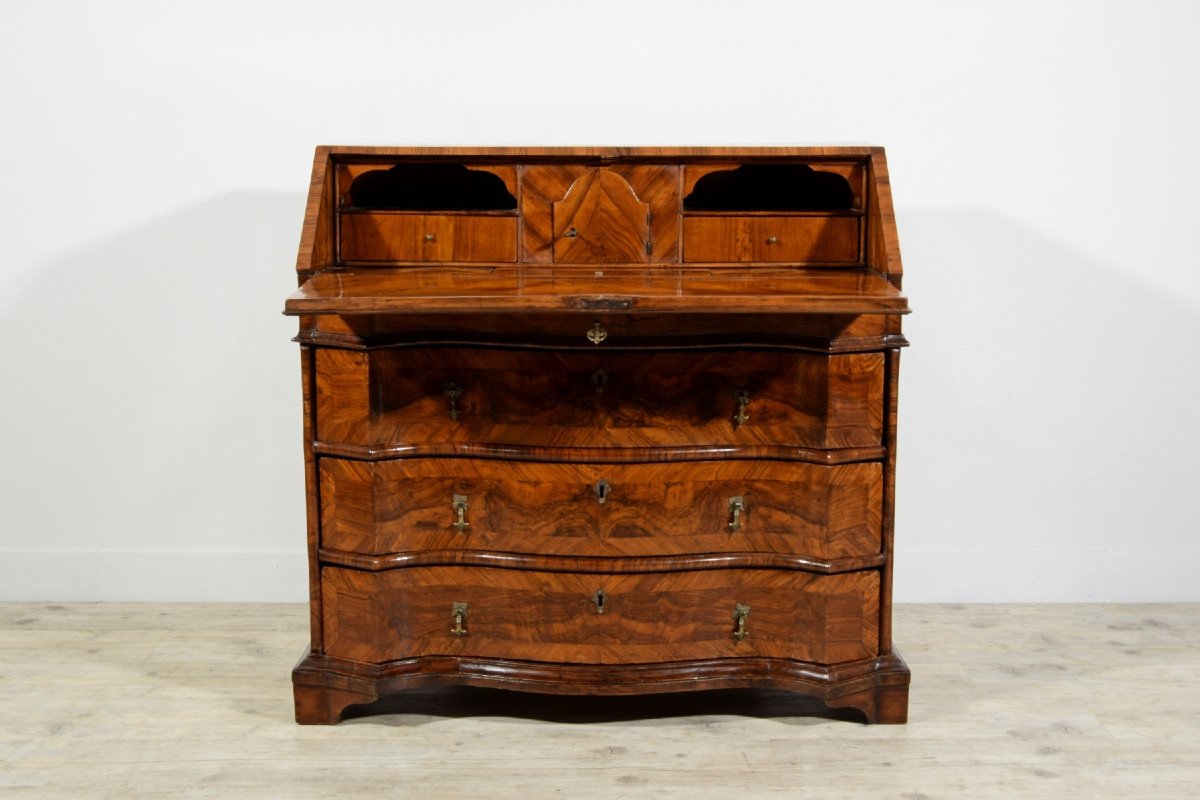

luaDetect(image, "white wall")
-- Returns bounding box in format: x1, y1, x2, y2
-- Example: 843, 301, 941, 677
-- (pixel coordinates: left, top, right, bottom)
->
2, 0, 1197, 601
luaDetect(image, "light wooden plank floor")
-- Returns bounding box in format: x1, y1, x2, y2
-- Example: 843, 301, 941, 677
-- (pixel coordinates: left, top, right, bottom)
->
1, 603, 1197, 799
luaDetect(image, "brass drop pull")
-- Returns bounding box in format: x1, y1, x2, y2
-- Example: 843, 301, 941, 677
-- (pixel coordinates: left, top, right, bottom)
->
444, 382, 464, 420
451, 494, 469, 532
424, 233, 437, 243
592, 589, 607, 614
450, 602, 469, 637
733, 390, 750, 429
728, 496, 745, 533
564, 226, 580, 238
594, 479, 611, 505
732, 603, 750, 642
587, 322, 608, 345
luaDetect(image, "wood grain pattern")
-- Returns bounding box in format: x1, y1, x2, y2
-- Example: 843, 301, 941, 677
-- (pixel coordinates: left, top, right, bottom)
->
339, 212, 517, 263
289, 146, 909, 726
302, 311, 895, 353
867, 148, 904, 285
320, 566, 879, 665
552, 169, 651, 263
285, 266, 910, 316
682, 215, 861, 264
522, 165, 679, 263
295, 147, 334, 276
314, 347, 884, 451
318, 458, 882, 560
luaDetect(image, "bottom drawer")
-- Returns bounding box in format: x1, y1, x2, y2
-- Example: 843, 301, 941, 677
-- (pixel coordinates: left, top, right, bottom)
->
321, 566, 879, 666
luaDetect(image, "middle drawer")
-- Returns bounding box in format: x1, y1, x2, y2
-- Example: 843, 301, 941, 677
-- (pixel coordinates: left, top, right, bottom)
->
319, 458, 882, 560
315, 347, 885, 451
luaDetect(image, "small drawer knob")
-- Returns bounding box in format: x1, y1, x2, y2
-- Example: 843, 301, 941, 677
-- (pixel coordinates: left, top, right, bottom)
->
423, 233, 437, 243
765, 235, 778, 245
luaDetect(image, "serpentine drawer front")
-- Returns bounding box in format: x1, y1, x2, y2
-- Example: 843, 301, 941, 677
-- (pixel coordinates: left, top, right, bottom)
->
314, 347, 885, 451
320, 566, 880, 665
285, 146, 911, 725
318, 458, 883, 560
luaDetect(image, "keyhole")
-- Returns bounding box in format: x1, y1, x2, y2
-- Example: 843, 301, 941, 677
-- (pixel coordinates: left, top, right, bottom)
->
591, 367, 608, 393
592, 589, 606, 614
594, 479, 610, 505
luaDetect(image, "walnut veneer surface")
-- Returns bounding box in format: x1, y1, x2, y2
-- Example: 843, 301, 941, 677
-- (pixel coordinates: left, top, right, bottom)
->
284, 146, 911, 724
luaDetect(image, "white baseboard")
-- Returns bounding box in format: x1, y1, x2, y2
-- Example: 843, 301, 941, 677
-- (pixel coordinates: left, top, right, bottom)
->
894, 550, 1200, 602
0, 549, 1195, 603
0, 550, 309, 602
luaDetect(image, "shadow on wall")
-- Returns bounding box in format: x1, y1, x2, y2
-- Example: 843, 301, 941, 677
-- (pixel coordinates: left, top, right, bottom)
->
1, 200, 1197, 601
0, 192, 308, 561
896, 208, 1200, 600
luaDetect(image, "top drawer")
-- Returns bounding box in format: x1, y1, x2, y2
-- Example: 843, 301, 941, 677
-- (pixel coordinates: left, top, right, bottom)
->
682, 215, 861, 264
314, 347, 885, 452
336, 162, 519, 264
339, 212, 518, 263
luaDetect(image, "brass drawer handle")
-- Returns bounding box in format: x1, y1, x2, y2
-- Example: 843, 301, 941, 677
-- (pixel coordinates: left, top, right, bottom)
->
728, 496, 745, 533
443, 382, 463, 420
450, 602, 469, 637
592, 589, 607, 615
451, 494, 469, 532
732, 603, 750, 642
586, 321, 608, 345
733, 389, 750, 429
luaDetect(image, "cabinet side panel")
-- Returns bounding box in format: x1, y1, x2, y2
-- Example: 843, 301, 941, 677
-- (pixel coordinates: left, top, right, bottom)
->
314, 349, 372, 444
880, 348, 900, 653
300, 346, 323, 649
297, 149, 334, 276
866, 148, 903, 285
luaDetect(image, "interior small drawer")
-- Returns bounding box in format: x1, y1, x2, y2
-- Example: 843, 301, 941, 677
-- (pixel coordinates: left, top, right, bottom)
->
318, 458, 882, 561
339, 212, 518, 263
320, 565, 880, 665
682, 215, 861, 264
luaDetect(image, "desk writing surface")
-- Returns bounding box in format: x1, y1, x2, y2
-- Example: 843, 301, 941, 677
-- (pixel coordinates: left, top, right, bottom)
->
284, 266, 908, 316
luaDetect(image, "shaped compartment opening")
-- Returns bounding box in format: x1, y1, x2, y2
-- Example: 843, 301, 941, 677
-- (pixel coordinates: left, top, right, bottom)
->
347, 163, 517, 211
683, 164, 856, 212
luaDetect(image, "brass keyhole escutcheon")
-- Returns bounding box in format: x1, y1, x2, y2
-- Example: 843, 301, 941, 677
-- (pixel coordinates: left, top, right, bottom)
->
451, 494, 469, 532
591, 367, 608, 393
592, 589, 606, 614
733, 390, 750, 430
450, 602, 469, 637
594, 479, 611, 505
728, 496, 745, 533
732, 603, 750, 642
444, 382, 464, 420
587, 322, 608, 345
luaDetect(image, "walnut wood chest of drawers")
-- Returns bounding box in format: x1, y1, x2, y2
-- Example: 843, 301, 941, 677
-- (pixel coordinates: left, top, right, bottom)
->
284, 146, 911, 724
